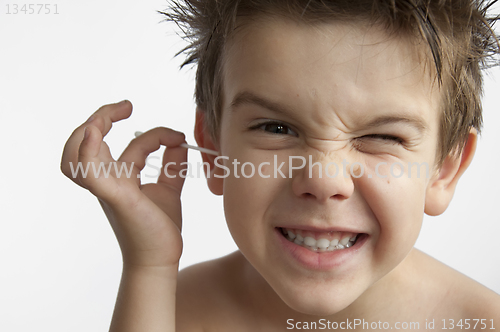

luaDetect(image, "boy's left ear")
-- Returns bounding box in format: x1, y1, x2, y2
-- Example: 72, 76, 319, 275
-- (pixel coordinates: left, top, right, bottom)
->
425, 129, 477, 216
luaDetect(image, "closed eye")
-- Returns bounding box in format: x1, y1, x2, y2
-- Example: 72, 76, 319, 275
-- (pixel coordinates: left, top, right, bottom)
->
360, 134, 405, 144
250, 121, 299, 137
351, 134, 407, 154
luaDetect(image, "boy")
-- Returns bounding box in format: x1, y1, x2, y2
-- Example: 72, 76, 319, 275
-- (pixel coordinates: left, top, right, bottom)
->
61, 0, 500, 330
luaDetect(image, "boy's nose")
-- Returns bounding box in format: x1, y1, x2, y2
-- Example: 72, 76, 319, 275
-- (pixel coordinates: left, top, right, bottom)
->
291, 154, 355, 203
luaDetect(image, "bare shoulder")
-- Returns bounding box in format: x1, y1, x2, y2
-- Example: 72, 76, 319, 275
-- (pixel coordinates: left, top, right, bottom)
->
410, 249, 500, 324
176, 251, 248, 332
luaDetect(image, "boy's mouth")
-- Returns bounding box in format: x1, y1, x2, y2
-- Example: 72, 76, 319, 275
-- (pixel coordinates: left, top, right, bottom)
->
279, 227, 361, 252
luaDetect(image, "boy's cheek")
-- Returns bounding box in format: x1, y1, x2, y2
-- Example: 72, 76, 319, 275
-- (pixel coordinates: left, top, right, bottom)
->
352, 162, 427, 248
221, 148, 296, 178
361, 176, 425, 253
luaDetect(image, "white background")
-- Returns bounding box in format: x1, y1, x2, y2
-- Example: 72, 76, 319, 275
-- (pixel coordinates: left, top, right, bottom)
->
0, 1, 499, 331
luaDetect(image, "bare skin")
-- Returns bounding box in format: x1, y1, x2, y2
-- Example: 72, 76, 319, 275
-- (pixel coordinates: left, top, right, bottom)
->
61, 16, 500, 332
176, 249, 500, 331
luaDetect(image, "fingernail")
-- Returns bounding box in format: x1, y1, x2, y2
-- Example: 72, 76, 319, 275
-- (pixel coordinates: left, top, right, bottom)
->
118, 100, 128, 105
83, 127, 90, 140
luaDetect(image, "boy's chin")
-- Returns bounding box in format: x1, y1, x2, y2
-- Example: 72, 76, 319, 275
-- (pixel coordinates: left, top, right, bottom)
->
274, 284, 362, 317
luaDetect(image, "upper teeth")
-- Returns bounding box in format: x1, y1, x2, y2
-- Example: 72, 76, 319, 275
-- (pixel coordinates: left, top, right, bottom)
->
283, 228, 359, 252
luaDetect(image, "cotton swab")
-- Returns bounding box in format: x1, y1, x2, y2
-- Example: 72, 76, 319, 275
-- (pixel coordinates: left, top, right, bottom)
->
179, 143, 219, 156
134, 131, 219, 156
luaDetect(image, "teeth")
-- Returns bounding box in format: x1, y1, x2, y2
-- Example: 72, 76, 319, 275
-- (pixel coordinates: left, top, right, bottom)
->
304, 237, 316, 247
316, 238, 330, 249
340, 236, 350, 246
282, 228, 360, 253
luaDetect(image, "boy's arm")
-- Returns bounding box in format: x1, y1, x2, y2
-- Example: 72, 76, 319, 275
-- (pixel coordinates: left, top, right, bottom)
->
61, 101, 188, 331
109, 265, 178, 332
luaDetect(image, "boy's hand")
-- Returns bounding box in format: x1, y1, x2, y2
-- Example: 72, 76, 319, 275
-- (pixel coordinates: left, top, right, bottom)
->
61, 100, 187, 268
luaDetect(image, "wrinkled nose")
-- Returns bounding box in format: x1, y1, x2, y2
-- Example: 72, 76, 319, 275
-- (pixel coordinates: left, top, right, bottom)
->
291, 153, 355, 203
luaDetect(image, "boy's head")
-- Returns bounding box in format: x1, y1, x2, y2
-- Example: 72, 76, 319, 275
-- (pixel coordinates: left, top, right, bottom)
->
163, 0, 499, 315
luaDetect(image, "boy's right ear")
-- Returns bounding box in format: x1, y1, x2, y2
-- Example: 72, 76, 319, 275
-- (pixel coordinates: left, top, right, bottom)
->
194, 109, 224, 195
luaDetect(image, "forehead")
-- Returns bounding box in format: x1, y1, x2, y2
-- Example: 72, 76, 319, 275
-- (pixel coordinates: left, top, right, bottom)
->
221, 17, 441, 132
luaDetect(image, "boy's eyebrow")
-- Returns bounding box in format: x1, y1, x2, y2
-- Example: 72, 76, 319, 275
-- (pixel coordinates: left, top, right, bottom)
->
230, 91, 291, 117
231, 91, 427, 133
362, 115, 428, 133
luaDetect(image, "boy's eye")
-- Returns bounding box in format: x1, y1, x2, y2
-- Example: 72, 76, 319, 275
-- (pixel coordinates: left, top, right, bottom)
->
362, 134, 405, 144
352, 134, 406, 153
251, 121, 298, 137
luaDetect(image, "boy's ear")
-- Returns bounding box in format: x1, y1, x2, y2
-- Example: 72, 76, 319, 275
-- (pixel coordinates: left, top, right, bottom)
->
424, 129, 477, 216
194, 109, 224, 195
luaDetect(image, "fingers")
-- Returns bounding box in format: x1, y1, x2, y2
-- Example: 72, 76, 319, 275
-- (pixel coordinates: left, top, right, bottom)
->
61, 100, 132, 184
118, 127, 188, 191
86, 100, 133, 136
75, 125, 115, 193
77, 125, 98, 161
61, 100, 190, 202
158, 143, 189, 194
118, 127, 186, 170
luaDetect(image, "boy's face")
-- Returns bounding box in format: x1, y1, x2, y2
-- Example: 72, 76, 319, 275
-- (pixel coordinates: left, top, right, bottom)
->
215, 18, 442, 314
